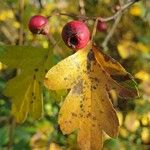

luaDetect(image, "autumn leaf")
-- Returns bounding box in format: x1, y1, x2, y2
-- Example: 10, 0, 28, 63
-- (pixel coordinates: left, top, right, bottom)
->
0, 45, 53, 123
44, 43, 138, 150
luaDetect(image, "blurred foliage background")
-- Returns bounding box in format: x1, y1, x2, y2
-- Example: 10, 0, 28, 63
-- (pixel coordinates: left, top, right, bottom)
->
0, 0, 150, 150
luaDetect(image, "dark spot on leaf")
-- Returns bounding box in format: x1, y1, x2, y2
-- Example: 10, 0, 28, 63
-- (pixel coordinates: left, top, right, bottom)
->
87, 62, 91, 71
93, 86, 97, 90
87, 50, 96, 71
92, 124, 95, 127
103, 54, 111, 62
86, 112, 91, 118
87, 50, 95, 61
34, 68, 38, 72
94, 77, 99, 82
64, 77, 67, 80
83, 70, 87, 73
92, 116, 96, 120
30, 100, 33, 104
80, 104, 83, 108
105, 84, 109, 92
71, 112, 77, 117
80, 114, 83, 118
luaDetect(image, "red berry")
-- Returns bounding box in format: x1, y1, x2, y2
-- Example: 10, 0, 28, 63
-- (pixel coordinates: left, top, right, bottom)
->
97, 21, 107, 32
28, 15, 49, 35
61, 20, 90, 50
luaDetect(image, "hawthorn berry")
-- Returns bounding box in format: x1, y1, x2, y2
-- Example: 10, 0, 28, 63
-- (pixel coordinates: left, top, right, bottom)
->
97, 21, 107, 32
28, 15, 49, 35
61, 20, 90, 50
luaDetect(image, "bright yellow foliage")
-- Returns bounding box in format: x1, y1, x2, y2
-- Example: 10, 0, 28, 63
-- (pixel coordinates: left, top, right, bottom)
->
45, 43, 138, 150
135, 71, 150, 81
0, 10, 14, 21
130, 4, 142, 16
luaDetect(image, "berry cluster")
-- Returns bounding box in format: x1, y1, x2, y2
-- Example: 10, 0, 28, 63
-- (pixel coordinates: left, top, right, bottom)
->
28, 15, 107, 50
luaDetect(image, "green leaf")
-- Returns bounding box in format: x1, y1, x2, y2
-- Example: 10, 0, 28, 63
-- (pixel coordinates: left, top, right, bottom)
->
0, 126, 9, 146
0, 45, 54, 123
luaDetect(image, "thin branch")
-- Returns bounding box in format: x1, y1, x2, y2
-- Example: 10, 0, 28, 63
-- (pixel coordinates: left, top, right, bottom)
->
46, 34, 64, 56
7, 117, 16, 150
102, 13, 122, 51
78, 0, 86, 15
18, 0, 25, 45
91, 18, 99, 41
101, 0, 129, 51
38, 0, 43, 9
48, 0, 139, 22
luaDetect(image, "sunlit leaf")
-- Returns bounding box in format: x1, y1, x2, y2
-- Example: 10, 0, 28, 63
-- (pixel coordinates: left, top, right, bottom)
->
0, 45, 53, 122
141, 127, 150, 144
45, 43, 138, 150
130, 3, 143, 17
49, 143, 62, 150
124, 112, 140, 132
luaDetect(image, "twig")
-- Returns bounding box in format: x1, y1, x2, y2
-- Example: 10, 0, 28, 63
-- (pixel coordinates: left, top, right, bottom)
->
48, 0, 139, 22
78, 0, 86, 15
38, 0, 43, 9
46, 34, 64, 56
101, 0, 134, 51
18, 0, 24, 45
7, 117, 16, 150
91, 18, 99, 41
102, 13, 122, 51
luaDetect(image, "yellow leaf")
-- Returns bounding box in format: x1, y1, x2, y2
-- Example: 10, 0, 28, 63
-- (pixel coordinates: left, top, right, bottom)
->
0, 62, 3, 70
136, 43, 149, 53
140, 115, 149, 126
135, 70, 150, 81
45, 46, 88, 90
124, 112, 140, 132
117, 111, 123, 126
119, 127, 129, 138
117, 41, 135, 59
141, 127, 150, 144
49, 143, 62, 150
130, 4, 142, 16
45, 43, 138, 150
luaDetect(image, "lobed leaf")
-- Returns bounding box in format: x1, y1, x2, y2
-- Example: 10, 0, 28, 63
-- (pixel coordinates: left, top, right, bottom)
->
45, 43, 138, 150
0, 45, 53, 122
